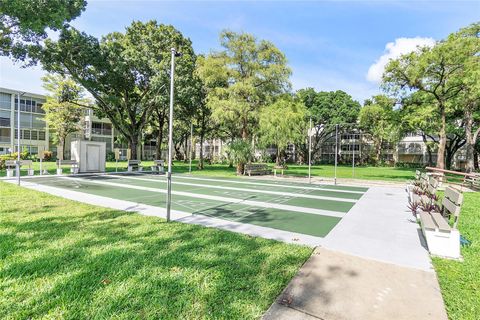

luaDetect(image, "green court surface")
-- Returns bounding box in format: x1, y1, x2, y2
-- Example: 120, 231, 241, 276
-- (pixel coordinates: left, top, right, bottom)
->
22, 173, 368, 238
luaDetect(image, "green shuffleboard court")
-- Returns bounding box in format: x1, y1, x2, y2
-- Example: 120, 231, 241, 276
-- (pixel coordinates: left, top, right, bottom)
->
22, 173, 368, 238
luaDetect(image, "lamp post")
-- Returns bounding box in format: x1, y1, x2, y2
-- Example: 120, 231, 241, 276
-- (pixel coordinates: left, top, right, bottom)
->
189, 122, 193, 174
16, 92, 26, 186
166, 48, 181, 222
308, 117, 312, 184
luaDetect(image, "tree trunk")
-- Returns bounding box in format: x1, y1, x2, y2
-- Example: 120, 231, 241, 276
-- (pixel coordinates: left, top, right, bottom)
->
128, 136, 139, 160
473, 127, 480, 170
183, 135, 188, 162
474, 149, 479, 170
198, 132, 204, 170
375, 138, 382, 165
59, 136, 66, 160
436, 106, 447, 170
276, 147, 281, 166
422, 134, 433, 166
465, 108, 475, 173
236, 162, 244, 175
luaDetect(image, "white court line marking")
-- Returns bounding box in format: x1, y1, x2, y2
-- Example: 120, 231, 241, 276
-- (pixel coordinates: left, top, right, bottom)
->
114, 175, 357, 203
59, 176, 346, 218
129, 174, 365, 194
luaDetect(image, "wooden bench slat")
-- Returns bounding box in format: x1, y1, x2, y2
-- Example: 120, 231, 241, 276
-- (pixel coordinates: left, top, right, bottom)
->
444, 187, 463, 205
420, 211, 436, 231
443, 198, 461, 217
431, 212, 451, 233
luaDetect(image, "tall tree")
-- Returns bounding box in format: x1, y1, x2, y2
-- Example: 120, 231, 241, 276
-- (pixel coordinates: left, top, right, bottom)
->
449, 23, 480, 172
383, 38, 465, 169
0, 0, 86, 62
202, 31, 291, 172
296, 89, 361, 161
258, 96, 307, 165
42, 74, 88, 160
142, 24, 197, 160
42, 21, 182, 159
400, 92, 440, 166
359, 95, 400, 164
195, 55, 226, 169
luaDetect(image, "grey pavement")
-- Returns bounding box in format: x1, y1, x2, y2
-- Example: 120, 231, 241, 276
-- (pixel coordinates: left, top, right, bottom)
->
264, 185, 448, 320
322, 186, 433, 271
263, 247, 447, 320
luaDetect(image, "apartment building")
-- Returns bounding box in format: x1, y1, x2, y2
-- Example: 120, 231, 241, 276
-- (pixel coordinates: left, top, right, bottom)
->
0, 88, 49, 155
0, 87, 115, 158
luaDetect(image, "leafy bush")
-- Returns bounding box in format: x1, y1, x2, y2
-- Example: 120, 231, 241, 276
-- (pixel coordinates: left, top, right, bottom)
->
42, 151, 53, 161
0, 154, 16, 170
225, 139, 252, 174
106, 151, 116, 161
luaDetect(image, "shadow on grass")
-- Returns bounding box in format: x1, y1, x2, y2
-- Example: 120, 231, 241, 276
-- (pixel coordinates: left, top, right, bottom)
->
0, 186, 311, 319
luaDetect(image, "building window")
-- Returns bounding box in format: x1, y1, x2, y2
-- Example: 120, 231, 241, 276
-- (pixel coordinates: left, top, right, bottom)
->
0, 128, 10, 143
31, 130, 38, 140
0, 93, 11, 110
22, 129, 31, 139
38, 131, 46, 140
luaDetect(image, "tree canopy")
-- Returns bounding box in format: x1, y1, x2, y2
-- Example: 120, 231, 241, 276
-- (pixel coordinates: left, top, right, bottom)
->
42, 73, 89, 160
259, 96, 307, 165
202, 31, 291, 141
0, 0, 87, 62
41, 21, 195, 159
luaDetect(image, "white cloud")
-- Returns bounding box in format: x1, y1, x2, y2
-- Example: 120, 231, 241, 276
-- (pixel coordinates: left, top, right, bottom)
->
366, 37, 436, 83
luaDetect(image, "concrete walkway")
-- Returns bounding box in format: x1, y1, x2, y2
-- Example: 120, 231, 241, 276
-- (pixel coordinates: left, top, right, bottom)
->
263, 247, 447, 320
322, 186, 432, 271
264, 185, 448, 319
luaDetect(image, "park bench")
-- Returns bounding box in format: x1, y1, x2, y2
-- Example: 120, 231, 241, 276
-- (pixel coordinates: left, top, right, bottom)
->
409, 175, 439, 206
273, 165, 286, 177
56, 160, 79, 175
419, 186, 463, 259
5, 160, 34, 177
151, 160, 165, 174
464, 173, 480, 191
127, 160, 143, 172
244, 163, 271, 176
406, 169, 422, 195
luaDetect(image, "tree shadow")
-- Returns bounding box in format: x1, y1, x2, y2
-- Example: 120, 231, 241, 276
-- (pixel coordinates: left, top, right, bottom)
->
1, 203, 311, 319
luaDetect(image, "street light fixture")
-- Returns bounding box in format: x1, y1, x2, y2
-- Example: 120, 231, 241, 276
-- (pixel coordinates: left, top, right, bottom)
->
166, 48, 182, 222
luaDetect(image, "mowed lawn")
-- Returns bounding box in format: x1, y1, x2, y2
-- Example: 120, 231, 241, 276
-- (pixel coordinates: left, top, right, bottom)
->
1, 160, 418, 182
0, 182, 312, 319
432, 191, 480, 320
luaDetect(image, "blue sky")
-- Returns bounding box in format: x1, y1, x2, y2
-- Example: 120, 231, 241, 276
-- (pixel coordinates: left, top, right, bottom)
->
0, 0, 478, 102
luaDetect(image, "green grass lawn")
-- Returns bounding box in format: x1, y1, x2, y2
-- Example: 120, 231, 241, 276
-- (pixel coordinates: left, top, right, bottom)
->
432, 191, 480, 320
1, 159, 418, 182
0, 181, 312, 319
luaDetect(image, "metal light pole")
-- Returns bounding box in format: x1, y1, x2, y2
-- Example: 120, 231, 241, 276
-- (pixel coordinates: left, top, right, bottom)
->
352, 132, 355, 178
166, 48, 181, 222
334, 124, 338, 185
308, 117, 312, 184
16, 92, 25, 186
189, 122, 193, 174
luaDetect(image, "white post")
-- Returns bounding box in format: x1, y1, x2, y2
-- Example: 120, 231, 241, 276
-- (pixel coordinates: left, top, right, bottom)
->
16, 93, 21, 185
334, 124, 338, 185
166, 48, 178, 222
189, 122, 193, 174
352, 132, 355, 178
308, 117, 312, 184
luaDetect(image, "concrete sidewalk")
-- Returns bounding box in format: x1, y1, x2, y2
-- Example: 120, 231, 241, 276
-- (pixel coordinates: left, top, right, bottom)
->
263, 247, 447, 320
263, 186, 448, 319
322, 186, 432, 271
